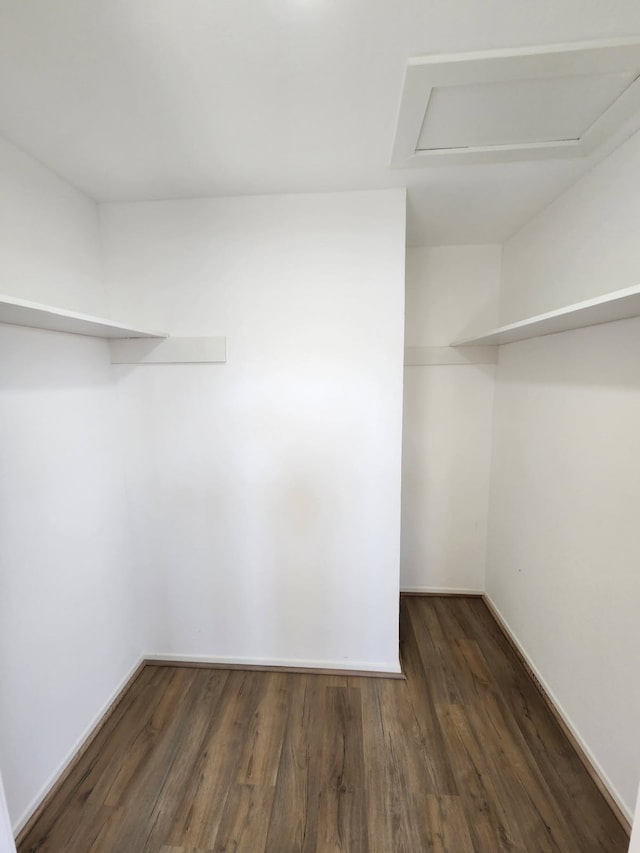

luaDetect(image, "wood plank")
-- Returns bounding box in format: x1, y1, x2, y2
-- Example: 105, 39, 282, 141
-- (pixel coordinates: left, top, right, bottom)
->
137, 670, 231, 853
91, 668, 209, 852
211, 785, 275, 853
424, 794, 475, 852
235, 672, 288, 787
359, 675, 434, 852
263, 675, 324, 852
407, 597, 465, 704
316, 686, 369, 852
164, 670, 266, 849
399, 600, 460, 795
102, 667, 198, 807
436, 701, 528, 851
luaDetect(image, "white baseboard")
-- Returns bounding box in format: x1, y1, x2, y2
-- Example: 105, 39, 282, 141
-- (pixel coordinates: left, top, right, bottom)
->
144, 652, 402, 676
483, 594, 632, 827
401, 586, 484, 596
14, 655, 146, 836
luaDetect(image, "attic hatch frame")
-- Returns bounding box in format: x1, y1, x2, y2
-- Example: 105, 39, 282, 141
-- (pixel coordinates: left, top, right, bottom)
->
391, 38, 640, 167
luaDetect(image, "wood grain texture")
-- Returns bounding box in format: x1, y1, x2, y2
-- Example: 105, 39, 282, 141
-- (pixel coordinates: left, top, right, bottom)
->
18, 597, 628, 853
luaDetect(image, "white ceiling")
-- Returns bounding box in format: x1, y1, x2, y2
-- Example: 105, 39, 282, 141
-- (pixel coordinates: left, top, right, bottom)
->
1, 0, 640, 245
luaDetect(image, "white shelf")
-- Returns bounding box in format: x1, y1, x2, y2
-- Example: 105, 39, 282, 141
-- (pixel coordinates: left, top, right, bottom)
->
452, 284, 640, 346
0, 293, 167, 340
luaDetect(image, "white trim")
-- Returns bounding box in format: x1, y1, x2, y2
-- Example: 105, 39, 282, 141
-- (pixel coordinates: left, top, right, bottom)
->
484, 594, 632, 824
391, 39, 640, 168
400, 586, 484, 595
143, 652, 402, 675
12, 655, 146, 835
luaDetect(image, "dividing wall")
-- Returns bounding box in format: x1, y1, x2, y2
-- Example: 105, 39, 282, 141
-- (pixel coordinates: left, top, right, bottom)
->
486, 127, 640, 819
101, 189, 406, 673
401, 245, 500, 593
0, 138, 142, 831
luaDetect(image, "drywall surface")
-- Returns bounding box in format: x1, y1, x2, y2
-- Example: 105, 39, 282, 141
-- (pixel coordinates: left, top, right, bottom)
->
0, 326, 142, 830
0, 773, 16, 853
488, 129, 640, 816
404, 245, 502, 347
0, 135, 106, 314
102, 189, 406, 672
501, 127, 640, 323
401, 246, 500, 593
487, 324, 640, 817
0, 135, 141, 833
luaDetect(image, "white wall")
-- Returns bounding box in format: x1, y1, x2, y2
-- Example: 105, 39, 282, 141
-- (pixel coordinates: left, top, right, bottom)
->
401, 246, 500, 593
0, 138, 141, 833
500, 128, 640, 324
487, 127, 640, 819
0, 136, 106, 315
0, 773, 17, 853
101, 189, 406, 672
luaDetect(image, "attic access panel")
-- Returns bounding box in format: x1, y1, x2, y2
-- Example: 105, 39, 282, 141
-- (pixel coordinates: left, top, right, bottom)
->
391, 39, 640, 167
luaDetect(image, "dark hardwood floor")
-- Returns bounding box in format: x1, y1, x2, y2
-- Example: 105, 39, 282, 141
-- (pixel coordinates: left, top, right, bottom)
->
18, 596, 628, 852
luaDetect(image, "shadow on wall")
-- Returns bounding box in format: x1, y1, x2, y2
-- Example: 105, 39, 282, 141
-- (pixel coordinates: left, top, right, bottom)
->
451, 292, 504, 343
496, 315, 640, 388
0, 324, 114, 390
